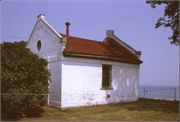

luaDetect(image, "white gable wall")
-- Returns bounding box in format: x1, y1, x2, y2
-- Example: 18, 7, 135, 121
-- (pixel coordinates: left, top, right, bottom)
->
61, 56, 139, 108
26, 19, 64, 108
27, 20, 62, 58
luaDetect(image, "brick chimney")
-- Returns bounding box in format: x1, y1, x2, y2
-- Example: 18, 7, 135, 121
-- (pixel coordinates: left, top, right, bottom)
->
65, 22, 70, 36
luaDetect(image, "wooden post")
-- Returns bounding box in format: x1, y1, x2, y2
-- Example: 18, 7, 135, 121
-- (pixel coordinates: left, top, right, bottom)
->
144, 89, 145, 98
174, 87, 176, 101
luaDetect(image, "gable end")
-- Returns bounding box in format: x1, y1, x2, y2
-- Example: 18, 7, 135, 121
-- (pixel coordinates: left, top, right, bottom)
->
104, 30, 141, 59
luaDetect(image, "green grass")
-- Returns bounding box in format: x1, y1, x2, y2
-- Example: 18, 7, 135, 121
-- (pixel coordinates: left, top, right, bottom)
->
2, 98, 179, 121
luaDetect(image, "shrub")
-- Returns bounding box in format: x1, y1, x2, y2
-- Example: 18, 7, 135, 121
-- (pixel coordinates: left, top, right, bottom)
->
1, 41, 52, 118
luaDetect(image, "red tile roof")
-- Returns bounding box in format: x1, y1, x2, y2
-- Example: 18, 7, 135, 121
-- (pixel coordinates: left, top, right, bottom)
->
60, 33, 142, 64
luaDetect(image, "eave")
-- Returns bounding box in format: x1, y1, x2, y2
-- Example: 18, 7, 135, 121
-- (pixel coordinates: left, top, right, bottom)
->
63, 51, 143, 64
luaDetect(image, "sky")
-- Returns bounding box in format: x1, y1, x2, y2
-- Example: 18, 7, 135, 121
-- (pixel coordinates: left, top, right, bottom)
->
1, 0, 179, 86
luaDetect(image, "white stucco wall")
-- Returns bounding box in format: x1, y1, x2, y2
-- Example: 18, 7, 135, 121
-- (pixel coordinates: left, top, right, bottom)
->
48, 60, 62, 108
61, 56, 139, 108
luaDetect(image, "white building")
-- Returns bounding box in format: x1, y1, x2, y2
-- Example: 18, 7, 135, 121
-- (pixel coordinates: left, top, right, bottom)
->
27, 14, 143, 108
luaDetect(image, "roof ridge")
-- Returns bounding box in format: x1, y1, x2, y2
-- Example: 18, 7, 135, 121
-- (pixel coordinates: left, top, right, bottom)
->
59, 33, 103, 43
112, 34, 137, 53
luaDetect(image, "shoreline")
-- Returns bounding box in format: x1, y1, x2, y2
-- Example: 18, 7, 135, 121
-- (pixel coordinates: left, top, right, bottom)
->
154, 98, 179, 101
139, 97, 179, 101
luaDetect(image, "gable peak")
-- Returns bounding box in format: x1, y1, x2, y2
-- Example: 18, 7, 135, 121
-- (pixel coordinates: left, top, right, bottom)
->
37, 14, 45, 21
106, 30, 114, 37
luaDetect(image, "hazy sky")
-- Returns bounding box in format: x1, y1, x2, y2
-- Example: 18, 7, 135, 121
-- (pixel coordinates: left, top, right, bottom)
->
1, 1, 179, 86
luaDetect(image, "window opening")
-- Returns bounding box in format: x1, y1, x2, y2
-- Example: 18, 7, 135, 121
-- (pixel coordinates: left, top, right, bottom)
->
101, 64, 112, 90
37, 40, 41, 51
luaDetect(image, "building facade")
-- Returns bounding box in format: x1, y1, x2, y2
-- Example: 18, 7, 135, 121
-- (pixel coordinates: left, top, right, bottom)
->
27, 14, 143, 108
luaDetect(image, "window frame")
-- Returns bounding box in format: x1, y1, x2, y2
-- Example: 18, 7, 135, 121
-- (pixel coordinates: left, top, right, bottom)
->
100, 64, 113, 90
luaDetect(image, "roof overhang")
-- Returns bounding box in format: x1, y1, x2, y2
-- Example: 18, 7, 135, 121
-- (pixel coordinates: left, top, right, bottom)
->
63, 52, 143, 64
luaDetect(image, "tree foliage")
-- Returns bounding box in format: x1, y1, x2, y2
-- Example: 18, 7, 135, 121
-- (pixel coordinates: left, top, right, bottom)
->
1, 41, 52, 118
146, 0, 179, 45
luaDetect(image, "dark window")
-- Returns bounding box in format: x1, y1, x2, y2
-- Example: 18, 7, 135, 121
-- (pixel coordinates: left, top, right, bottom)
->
102, 65, 112, 89
37, 40, 41, 51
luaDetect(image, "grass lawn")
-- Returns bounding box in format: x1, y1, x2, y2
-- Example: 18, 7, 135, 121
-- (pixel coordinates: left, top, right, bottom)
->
2, 98, 179, 121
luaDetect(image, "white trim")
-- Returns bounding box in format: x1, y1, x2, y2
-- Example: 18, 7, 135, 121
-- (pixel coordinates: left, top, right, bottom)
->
42, 19, 62, 39
47, 56, 50, 106
43, 55, 140, 68
49, 100, 61, 104
113, 35, 137, 53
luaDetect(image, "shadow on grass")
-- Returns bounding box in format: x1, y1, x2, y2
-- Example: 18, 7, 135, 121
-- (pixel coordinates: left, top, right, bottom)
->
108, 98, 179, 114
1, 113, 22, 121
1, 105, 44, 121
26, 105, 44, 118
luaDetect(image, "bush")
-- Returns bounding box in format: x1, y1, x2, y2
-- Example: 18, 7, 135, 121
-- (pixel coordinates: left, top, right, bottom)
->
1, 41, 52, 118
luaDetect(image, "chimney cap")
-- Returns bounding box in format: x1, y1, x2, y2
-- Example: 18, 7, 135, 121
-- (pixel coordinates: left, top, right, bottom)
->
106, 30, 114, 37
37, 14, 45, 21
65, 22, 70, 25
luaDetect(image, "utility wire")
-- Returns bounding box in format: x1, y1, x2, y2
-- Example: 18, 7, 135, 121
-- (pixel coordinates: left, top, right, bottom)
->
0, 92, 138, 95
1, 36, 29, 39
139, 88, 174, 92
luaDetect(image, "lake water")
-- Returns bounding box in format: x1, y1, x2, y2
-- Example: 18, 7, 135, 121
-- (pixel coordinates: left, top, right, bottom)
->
139, 86, 179, 100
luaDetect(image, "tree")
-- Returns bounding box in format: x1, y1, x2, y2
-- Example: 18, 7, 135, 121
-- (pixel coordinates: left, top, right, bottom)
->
146, 0, 179, 45
1, 41, 52, 118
